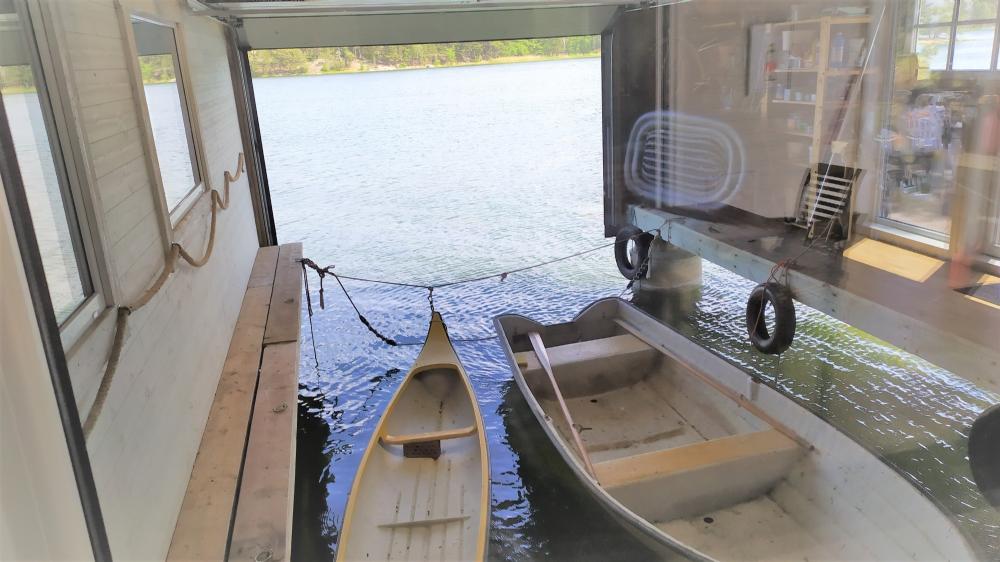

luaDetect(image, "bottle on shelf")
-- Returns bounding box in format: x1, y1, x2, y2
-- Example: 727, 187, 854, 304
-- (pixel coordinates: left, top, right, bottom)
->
830, 32, 846, 68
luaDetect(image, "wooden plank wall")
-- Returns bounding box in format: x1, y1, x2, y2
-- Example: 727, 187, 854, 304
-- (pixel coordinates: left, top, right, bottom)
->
45, 1, 260, 559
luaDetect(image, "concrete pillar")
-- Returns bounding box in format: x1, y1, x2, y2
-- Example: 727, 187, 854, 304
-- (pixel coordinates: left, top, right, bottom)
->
633, 238, 702, 327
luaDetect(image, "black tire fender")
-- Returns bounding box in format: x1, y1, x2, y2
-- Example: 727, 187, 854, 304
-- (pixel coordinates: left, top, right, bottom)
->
745, 282, 796, 354
970, 403, 1000, 508
614, 226, 653, 280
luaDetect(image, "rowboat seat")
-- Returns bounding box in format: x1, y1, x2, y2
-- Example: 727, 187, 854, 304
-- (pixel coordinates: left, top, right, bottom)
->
594, 429, 803, 522
515, 334, 658, 398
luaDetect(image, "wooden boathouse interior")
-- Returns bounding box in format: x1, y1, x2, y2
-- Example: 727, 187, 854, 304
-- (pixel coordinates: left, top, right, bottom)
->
1, 0, 998, 560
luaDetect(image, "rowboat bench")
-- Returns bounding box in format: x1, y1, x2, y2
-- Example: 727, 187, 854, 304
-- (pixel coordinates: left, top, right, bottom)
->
516, 332, 805, 522
166, 244, 302, 562
595, 429, 802, 522
515, 333, 659, 398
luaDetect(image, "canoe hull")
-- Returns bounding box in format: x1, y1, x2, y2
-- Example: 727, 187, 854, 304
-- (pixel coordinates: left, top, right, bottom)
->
337, 313, 489, 562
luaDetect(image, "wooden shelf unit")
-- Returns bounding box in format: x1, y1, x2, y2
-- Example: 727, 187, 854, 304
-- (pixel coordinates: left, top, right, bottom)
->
764, 14, 872, 168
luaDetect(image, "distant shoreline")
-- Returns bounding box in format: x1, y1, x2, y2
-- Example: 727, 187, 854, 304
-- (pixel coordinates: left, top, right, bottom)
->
251, 52, 600, 79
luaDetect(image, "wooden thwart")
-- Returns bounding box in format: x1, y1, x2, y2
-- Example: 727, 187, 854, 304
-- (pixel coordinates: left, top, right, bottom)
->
381, 425, 477, 446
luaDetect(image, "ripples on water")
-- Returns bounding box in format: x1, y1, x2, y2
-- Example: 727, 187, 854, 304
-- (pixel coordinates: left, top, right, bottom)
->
254, 59, 998, 560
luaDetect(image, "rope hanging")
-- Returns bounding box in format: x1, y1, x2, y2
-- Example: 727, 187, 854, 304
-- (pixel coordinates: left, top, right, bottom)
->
299, 219, 676, 356
83, 153, 246, 438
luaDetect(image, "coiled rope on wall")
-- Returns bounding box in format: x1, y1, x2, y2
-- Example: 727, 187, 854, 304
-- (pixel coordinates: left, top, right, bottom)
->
82, 153, 246, 439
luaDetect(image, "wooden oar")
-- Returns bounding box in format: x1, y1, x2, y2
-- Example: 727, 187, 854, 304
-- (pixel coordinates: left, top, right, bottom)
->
528, 332, 599, 480
614, 319, 812, 451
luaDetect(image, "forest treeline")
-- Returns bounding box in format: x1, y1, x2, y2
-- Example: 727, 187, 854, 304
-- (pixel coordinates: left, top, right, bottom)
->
248, 37, 600, 77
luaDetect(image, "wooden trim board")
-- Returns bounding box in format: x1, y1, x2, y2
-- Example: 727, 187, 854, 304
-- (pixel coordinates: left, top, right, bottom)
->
229, 341, 299, 562
263, 243, 302, 345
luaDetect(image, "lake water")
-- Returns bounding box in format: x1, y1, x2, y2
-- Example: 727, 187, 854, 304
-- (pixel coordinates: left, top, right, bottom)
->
253, 58, 999, 560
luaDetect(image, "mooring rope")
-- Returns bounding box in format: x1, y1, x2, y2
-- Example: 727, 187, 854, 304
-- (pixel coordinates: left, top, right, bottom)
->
299, 219, 675, 355
83, 153, 246, 439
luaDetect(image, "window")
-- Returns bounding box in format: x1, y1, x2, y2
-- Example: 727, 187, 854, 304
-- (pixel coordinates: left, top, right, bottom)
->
128, 16, 202, 217
912, 0, 1000, 71
0, 0, 102, 330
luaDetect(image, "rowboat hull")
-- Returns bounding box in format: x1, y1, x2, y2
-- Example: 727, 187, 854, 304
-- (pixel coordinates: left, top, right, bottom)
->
337, 312, 489, 562
494, 298, 976, 561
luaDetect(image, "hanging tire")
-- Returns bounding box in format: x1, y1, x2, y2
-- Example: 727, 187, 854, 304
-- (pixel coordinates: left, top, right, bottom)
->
969, 403, 1000, 508
615, 226, 653, 279
745, 282, 796, 354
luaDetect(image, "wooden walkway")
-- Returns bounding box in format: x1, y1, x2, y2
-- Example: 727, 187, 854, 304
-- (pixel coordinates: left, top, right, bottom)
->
167, 243, 302, 562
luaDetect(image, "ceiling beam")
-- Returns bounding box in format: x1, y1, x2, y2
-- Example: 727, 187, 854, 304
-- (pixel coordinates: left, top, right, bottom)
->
239, 5, 621, 49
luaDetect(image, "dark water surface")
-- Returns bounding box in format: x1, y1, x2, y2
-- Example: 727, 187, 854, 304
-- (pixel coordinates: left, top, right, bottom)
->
254, 59, 998, 560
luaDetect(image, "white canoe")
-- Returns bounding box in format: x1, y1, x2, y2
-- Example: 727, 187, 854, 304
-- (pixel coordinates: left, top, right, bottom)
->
494, 298, 977, 561
337, 312, 489, 562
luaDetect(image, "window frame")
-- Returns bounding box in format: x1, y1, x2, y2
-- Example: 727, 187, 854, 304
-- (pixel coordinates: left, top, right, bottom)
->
3, 0, 111, 350
987, 166, 1000, 259
119, 9, 209, 232
912, 0, 1000, 71
874, 0, 1000, 253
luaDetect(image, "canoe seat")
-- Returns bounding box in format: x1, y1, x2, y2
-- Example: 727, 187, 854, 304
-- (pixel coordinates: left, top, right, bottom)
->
594, 429, 803, 522
381, 425, 478, 446
514, 334, 658, 399
381, 425, 478, 459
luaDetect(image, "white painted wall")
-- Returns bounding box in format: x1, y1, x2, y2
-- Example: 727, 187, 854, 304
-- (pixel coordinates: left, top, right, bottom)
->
27, 0, 260, 559
0, 176, 95, 560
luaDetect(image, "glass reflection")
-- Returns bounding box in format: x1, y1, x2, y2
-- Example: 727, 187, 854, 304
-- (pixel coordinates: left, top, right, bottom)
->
131, 18, 200, 211
1, 6, 90, 323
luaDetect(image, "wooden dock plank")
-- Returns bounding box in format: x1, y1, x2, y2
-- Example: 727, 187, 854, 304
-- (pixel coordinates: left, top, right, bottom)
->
262, 243, 302, 345
248, 245, 280, 289
228, 341, 299, 562
166, 248, 279, 562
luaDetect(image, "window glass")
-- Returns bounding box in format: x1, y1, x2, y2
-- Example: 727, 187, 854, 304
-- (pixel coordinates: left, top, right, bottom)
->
953, 23, 995, 70
918, 0, 956, 24
914, 26, 952, 70
958, 0, 998, 20
1, 7, 91, 323
131, 18, 200, 212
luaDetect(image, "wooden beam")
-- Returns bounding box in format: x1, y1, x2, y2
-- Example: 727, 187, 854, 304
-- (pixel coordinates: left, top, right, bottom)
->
167, 248, 278, 561
263, 243, 303, 345
248, 245, 280, 288
228, 341, 299, 562
631, 206, 1000, 393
